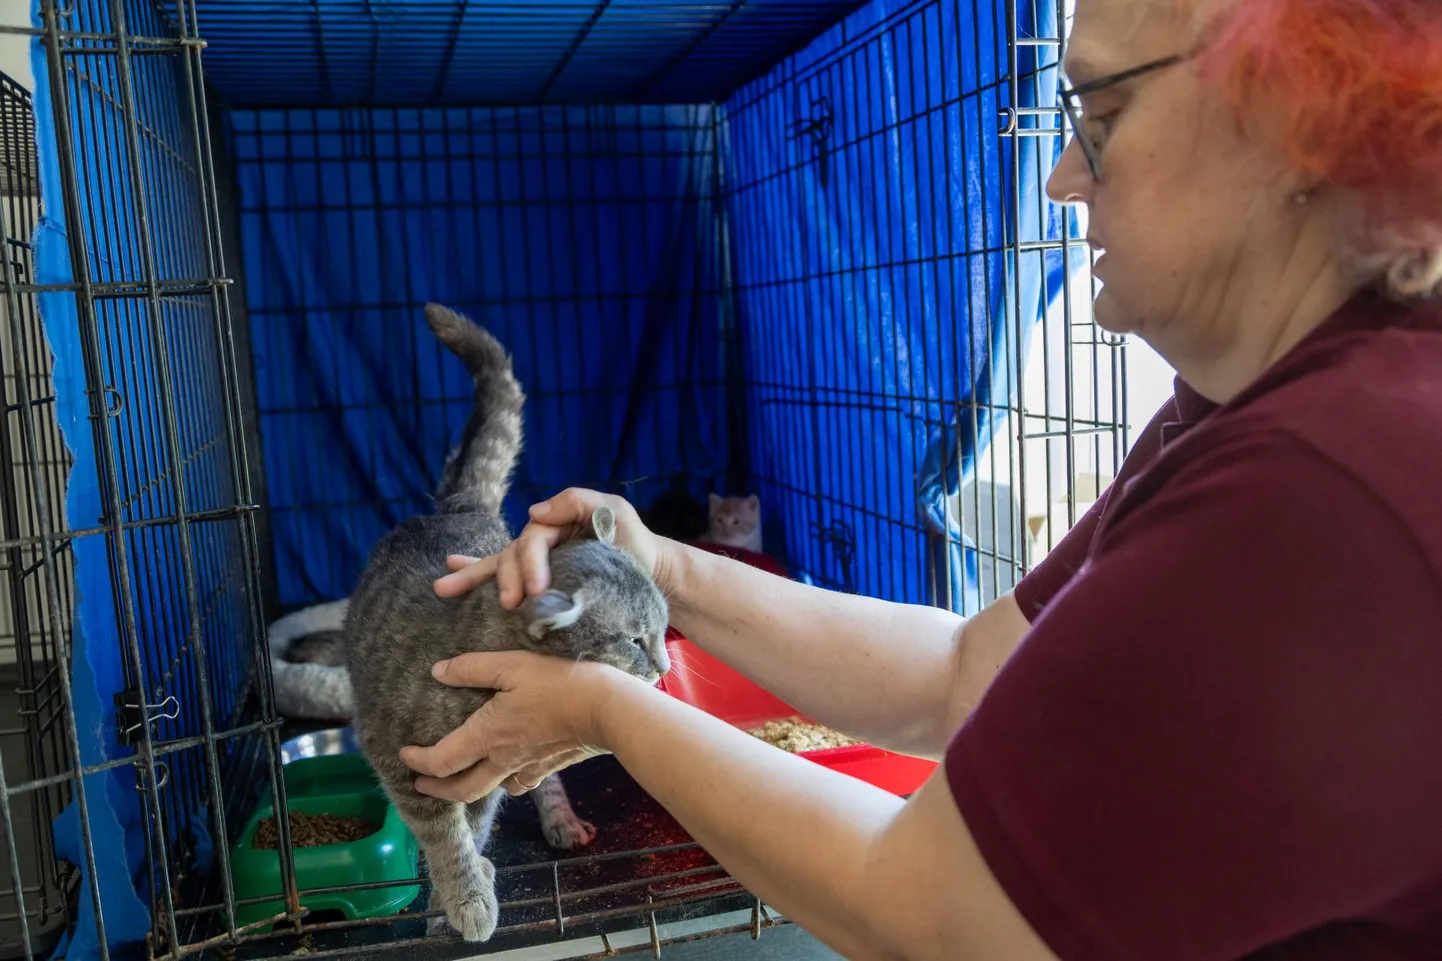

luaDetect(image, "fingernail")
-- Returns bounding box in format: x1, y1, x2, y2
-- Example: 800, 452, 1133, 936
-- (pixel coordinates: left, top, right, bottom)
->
530, 502, 551, 516
432, 660, 449, 678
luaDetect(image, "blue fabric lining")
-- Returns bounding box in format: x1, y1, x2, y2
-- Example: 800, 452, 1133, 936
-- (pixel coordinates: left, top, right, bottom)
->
29, 31, 150, 961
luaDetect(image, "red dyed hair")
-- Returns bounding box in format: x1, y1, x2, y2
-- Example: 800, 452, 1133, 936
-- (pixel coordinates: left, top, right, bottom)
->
1196, 0, 1442, 246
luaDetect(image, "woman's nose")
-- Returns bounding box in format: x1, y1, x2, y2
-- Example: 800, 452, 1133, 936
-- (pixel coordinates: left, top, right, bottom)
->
1047, 139, 1092, 206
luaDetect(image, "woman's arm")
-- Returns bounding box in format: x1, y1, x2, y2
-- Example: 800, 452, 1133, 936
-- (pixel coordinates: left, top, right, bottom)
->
437, 489, 1033, 759
661, 541, 1032, 758
403, 654, 1057, 961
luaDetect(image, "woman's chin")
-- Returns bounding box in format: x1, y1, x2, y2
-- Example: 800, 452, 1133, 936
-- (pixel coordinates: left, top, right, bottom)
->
1091, 287, 1136, 336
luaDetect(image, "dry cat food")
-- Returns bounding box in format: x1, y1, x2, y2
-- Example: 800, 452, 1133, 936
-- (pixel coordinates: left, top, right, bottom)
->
746, 717, 859, 753
253, 812, 380, 850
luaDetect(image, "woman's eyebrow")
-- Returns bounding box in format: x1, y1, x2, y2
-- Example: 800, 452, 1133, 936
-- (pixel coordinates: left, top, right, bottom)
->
1061, 44, 1103, 85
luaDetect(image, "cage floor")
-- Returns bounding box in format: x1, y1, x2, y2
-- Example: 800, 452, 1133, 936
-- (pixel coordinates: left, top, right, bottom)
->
207, 744, 756, 961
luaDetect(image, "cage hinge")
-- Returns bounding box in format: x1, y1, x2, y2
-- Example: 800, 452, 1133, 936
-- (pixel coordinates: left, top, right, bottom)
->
115, 687, 179, 746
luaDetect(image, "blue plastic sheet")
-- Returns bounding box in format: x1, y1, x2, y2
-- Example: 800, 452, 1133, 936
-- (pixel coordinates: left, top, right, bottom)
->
725, 0, 1061, 611
231, 105, 730, 609
29, 34, 150, 961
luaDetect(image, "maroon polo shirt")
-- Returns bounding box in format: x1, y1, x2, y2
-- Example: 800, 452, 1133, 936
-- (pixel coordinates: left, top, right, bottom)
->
948, 291, 1442, 960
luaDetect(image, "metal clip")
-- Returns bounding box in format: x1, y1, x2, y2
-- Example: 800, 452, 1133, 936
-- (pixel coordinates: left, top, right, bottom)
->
85, 385, 124, 419
115, 688, 180, 745
136, 761, 169, 792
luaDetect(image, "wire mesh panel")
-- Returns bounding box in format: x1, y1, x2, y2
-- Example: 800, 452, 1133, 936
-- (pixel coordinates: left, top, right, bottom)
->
229, 104, 732, 610
5, 1, 272, 958
724, 0, 1102, 613
193, 1, 873, 107
0, 70, 76, 961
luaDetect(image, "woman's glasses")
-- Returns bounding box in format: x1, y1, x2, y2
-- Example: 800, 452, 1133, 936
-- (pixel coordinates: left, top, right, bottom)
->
1057, 54, 1184, 179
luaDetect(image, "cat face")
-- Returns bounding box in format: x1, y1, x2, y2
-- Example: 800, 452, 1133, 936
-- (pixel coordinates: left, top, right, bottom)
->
708, 493, 760, 537
517, 509, 671, 684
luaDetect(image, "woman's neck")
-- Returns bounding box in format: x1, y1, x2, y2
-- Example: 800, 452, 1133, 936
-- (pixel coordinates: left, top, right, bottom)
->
1159, 271, 1358, 405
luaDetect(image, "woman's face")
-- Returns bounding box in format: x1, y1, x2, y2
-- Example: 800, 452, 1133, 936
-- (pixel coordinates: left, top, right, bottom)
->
1048, 0, 1331, 357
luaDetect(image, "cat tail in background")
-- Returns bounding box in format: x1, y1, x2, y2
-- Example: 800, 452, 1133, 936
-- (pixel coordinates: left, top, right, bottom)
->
425, 304, 525, 515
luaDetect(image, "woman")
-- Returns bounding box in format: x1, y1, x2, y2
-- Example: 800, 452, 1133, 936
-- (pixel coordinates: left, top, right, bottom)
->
401, 0, 1442, 956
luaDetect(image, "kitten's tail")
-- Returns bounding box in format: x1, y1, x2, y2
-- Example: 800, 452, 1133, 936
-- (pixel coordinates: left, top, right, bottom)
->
425, 303, 524, 515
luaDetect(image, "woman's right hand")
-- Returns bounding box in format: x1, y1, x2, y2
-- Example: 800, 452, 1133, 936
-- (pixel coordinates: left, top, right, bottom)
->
434, 488, 666, 609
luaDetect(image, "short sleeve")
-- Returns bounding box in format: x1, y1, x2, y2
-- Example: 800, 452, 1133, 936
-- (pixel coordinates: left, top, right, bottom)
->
1013, 396, 1180, 619
947, 430, 1442, 961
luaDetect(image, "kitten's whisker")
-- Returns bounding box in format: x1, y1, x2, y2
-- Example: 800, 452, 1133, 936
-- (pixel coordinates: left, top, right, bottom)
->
667, 659, 719, 689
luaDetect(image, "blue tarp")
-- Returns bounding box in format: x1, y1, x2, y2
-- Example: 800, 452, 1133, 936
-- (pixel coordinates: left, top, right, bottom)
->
725, 0, 1062, 611
30, 0, 253, 956
232, 105, 731, 609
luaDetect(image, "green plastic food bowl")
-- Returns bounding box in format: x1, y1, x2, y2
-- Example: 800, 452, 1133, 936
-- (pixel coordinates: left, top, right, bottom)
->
228, 742, 420, 927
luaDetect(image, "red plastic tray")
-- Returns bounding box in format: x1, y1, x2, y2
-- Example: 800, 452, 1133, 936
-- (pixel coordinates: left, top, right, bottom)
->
659, 542, 937, 797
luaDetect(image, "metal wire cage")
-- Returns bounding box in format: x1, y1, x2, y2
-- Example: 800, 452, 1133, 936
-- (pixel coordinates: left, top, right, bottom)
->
0, 0, 271, 958
0, 0, 1123, 958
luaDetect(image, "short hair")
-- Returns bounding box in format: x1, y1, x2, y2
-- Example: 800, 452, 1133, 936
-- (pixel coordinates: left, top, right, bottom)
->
1196, 0, 1442, 302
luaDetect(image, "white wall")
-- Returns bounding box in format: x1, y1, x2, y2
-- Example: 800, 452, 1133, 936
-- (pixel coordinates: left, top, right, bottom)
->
0, 0, 33, 90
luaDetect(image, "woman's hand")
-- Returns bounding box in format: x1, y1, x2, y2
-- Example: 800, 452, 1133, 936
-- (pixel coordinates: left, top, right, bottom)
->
434, 488, 667, 609
399, 651, 633, 802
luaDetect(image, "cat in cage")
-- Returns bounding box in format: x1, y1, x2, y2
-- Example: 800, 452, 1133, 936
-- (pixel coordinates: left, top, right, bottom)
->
343, 304, 671, 941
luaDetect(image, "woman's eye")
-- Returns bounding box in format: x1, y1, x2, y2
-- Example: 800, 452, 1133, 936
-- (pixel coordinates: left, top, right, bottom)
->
1085, 111, 1118, 147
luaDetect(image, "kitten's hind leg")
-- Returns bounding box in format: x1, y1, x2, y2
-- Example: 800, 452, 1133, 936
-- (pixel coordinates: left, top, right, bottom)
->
466, 790, 506, 854
391, 792, 500, 942
531, 774, 596, 850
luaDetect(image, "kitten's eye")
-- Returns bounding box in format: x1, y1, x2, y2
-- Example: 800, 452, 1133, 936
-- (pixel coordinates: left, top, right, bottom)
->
630, 636, 645, 648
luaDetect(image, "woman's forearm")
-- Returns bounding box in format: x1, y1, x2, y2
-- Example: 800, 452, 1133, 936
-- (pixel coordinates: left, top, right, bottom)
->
657, 541, 968, 757
594, 674, 907, 959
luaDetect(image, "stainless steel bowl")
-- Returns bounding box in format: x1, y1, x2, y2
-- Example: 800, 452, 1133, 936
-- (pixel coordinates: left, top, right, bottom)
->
278, 726, 360, 765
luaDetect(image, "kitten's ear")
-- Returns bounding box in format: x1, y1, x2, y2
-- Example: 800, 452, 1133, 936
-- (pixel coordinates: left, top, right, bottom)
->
523, 589, 587, 640
591, 506, 617, 545
708, 492, 721, 512
745, 495, 759, 511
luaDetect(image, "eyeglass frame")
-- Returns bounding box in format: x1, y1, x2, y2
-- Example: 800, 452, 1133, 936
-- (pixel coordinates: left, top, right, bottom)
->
1057, 54, 1184, 179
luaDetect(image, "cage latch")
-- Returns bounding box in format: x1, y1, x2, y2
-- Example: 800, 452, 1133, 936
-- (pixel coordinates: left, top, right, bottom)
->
115, 687, 180, 745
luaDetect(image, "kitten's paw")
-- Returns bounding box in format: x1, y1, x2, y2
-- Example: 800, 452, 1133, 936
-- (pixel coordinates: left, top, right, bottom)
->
435, 890, 498, 942
450, 861, 500, 942
543, 810, 597, 850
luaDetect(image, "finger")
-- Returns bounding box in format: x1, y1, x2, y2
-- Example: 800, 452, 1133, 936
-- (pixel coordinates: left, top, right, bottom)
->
399, 709, 496, 778
429, 651, 520, 691
529, 488, 604, 525
501, 756, 566, 797
434, 555, 498, 598
445, 554, 479, 572
515, 527, 559, 598
414, 760, 510, 803
495, 545, 525, 609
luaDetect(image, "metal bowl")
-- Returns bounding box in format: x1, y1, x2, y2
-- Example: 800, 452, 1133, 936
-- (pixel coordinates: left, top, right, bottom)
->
278, 726, 360, 765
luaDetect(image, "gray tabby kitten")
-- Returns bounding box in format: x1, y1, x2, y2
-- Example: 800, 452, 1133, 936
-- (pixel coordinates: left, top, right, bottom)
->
344, 304, 671, 942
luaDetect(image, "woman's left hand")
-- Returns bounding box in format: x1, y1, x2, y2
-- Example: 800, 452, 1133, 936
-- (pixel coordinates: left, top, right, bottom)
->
399, 651, 624, 801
